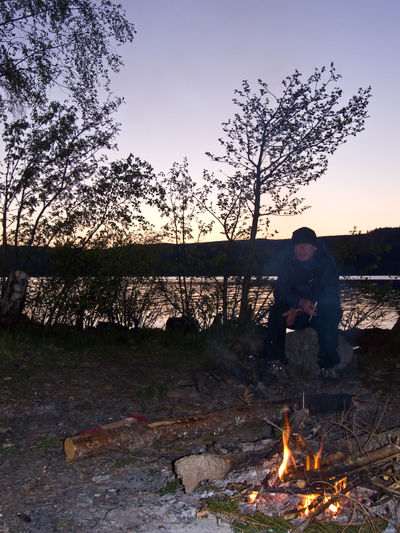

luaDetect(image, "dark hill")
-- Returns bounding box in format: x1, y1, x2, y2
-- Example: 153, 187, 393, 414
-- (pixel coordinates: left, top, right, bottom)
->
4, 227, 400, 277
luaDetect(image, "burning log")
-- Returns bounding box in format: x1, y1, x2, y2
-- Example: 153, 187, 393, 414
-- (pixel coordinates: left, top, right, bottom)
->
64, 402, 290, 460
278, 451, 346, 484
281, 442, 400, 485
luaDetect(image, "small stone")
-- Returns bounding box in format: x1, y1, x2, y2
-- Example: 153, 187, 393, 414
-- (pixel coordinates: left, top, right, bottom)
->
91, 474, 110, 483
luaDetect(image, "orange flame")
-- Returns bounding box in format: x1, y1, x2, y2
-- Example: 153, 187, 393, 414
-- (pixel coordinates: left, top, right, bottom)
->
278, 412, 296, 480
298, 493, 318, 516
277, 414, 347, 518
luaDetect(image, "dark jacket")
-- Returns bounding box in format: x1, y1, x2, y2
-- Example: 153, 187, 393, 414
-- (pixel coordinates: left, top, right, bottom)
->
274, 245, 341, 310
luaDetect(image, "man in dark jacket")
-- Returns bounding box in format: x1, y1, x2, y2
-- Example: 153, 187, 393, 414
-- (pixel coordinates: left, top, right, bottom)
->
265, 227, 342, 369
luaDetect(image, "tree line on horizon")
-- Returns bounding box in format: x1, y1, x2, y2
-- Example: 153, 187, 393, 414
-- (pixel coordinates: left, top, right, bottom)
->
0, 1, 373, 327
3, 226, 399, 278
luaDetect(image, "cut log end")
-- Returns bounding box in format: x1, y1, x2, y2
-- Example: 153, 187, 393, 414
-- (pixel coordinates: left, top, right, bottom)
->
64, 437, 77, 461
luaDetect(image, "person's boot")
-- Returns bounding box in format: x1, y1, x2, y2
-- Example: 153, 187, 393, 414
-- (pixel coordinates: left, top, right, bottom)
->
263, 338, 288, 365
317, 351, 340, 370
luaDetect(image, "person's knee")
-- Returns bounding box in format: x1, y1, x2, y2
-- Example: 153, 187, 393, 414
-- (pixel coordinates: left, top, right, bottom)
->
267, 304, 287, 327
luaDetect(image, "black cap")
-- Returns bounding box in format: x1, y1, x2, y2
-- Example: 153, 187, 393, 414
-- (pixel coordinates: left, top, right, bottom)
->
291, 227, 317, 247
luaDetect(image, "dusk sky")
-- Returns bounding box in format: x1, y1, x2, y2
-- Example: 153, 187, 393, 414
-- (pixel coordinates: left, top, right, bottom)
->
112, 0, 399, 240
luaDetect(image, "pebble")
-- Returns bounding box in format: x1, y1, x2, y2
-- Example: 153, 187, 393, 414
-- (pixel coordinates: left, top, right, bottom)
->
92, 474, 111, 483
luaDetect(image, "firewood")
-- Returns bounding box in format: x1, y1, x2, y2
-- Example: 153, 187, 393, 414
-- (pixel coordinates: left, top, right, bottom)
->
64, 402, 290, 460
281, 443, 400, 484
279, 451, 346, 483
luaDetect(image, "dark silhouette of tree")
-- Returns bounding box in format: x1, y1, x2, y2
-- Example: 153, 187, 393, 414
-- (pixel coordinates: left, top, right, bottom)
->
0, 0, 135, 111
206, 64, 371, 322
0, 100, 159, 272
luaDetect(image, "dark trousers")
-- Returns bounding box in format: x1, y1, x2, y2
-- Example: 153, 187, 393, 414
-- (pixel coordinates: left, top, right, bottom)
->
265, 303, 343, 368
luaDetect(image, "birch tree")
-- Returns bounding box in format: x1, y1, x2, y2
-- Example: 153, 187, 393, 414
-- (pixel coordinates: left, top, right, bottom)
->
206, 64, 371, 322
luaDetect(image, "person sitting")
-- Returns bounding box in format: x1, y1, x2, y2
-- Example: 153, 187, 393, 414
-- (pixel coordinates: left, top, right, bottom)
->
264, 226, 342, 370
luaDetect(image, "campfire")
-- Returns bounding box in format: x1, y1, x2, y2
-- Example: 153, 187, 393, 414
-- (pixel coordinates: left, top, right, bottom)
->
242, 406, 400, 530
64, 393, 400, 530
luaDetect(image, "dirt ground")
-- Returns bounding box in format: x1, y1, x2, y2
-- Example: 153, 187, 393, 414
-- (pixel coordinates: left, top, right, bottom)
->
1, 327, 400, 533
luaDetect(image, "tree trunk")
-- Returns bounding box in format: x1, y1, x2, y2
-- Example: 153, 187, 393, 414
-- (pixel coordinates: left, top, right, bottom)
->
239, 175, 261, 323
0, 271, 28, 327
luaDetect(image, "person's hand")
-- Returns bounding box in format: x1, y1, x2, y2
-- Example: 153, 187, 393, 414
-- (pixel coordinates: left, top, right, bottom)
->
298, 298, 317, 317
282, 307, 298, 327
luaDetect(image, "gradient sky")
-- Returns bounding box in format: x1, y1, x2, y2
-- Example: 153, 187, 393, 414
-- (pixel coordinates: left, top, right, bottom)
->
111, 0, 399, 240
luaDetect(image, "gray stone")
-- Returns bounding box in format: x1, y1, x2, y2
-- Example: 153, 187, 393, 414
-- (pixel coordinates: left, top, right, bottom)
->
285, 328, 353, 375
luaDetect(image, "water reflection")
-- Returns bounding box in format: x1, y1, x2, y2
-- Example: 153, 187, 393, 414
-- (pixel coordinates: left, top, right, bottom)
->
24, 276, 399, 330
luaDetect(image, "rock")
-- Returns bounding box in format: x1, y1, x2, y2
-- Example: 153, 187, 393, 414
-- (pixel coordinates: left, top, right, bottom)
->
165, 316, 200, 334
174, 454, 231, 493
285, 327, 353, 374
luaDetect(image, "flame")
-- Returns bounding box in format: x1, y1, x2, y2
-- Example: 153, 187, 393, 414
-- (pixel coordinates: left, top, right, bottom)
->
248, 491, 258, 504
298, 477, 347, 517
298, 493, 318, 516
278, 412, 296, 480
277, 413, 347, 518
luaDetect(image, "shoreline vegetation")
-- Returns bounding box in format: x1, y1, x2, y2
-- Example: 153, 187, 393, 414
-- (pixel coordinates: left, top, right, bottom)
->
1, 227, 399, 332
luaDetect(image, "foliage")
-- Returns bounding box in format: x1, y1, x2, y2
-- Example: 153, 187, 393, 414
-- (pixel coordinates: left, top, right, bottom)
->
0, 100, 117, 269
206, 64, 371, 320
0, 0, 135, 111
157, 159, 214, 321
24, 243, 162, 328
333, 228, 398, 329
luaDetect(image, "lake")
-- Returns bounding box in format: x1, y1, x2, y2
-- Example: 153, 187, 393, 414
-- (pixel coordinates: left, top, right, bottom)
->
155, 276, 400, 330
25, 276, 400, 330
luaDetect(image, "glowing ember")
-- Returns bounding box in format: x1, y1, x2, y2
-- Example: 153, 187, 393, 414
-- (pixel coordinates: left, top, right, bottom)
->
328, 502, 339, 514
248, 491, 258, 504
298, 493, 318, 516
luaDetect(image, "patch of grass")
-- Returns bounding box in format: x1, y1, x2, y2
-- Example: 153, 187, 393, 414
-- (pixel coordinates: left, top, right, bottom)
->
113, 456, 138, 468
135, 383, 167, 400
56, 517, 71, 527
0, 445, 17, 458
202, 496, 387, 533
159, 478, 182, 495
202, 496, 292, 533
36, 438, 59, 449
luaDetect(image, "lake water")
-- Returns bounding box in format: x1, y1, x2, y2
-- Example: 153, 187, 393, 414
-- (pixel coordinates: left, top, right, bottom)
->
156, 276, 400, 330
25, 276, 400, 330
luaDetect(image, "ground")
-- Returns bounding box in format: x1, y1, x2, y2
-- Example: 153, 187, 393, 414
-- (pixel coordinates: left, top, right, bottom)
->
1, 325, 400, 533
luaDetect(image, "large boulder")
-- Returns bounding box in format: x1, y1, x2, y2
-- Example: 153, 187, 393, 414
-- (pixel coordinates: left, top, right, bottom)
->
285, 327, 353, 375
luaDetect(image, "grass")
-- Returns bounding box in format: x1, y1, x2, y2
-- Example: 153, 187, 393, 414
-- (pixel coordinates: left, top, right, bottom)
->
159, 478, 182, 495
0, 322, 208, 380
113, 456, 139, 468
36, 438, 60, 449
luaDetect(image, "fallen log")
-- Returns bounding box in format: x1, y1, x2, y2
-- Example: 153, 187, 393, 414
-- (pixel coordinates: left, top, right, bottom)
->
64, 402, 290, 460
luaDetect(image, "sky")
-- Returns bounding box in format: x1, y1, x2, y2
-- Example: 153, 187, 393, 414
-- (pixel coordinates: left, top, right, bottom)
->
110, 0, 400, 241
